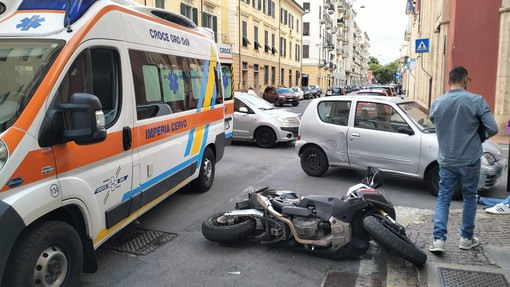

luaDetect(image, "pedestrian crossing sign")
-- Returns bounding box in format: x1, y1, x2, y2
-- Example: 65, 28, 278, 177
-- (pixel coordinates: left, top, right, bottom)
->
415, 38, 429, 53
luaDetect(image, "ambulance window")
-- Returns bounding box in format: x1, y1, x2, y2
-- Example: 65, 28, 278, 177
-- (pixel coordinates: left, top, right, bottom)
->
58, 48, 120, 128
142, 65, 162, 102
90, 48, 121, 127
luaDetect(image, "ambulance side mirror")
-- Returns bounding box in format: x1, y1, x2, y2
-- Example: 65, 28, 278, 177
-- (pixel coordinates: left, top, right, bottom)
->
60, 93, 107, 145
39, 93, 107, 147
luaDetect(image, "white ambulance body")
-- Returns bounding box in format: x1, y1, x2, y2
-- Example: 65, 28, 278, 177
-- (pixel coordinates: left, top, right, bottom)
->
0, 0, 226, 285
217, 43, 234, 143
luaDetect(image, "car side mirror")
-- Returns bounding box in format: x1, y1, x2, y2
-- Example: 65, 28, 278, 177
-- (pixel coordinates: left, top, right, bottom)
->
239, 107, 249, 113
398, 126, 415, 135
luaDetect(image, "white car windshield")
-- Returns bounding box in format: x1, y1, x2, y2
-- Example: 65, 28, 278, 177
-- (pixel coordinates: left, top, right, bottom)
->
0, 40, 64, 133
239, 94, 276, 110
398, 102, 435, 132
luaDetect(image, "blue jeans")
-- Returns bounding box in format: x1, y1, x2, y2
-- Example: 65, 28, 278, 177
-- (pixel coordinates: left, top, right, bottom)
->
479, 195, 510, 206
433, 159, 480, 241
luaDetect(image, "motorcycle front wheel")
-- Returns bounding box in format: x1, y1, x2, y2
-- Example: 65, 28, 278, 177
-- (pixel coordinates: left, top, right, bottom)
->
202, 212, 256, 243
363, 215, 427, 266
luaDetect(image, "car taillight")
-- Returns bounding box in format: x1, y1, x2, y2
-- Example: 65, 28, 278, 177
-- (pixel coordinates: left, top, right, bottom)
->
297, 135, 301, 140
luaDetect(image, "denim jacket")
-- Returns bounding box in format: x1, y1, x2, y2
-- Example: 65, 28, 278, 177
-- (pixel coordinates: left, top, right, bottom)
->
430, 89, 498, 167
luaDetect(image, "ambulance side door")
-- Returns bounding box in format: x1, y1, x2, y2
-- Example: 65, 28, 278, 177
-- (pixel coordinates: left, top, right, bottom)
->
51, 41, 137, 238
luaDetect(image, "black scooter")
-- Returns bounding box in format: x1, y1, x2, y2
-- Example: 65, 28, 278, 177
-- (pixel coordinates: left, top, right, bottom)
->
202, 167, 427, 266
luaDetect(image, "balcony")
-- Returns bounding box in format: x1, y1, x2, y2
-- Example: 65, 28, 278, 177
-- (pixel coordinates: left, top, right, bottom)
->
327, 8, 335, 15
343, 11, 350, 20
337, 3, 344, 13
336, 47, 344, 55
320, 18, 326, 24
337, 18, 344, 28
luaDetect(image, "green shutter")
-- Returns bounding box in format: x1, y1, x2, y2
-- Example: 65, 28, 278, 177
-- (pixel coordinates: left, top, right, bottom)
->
202, 12, 207, 27
192, 8, 198, 25
213, 16, 217, 42
180, 3, 185, 16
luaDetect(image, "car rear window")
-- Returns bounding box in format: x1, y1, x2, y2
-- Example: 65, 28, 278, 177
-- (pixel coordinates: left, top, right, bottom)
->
317, 101, 351, 126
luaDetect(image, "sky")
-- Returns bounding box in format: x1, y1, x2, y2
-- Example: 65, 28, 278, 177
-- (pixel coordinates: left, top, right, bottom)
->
353, 0, 409, 65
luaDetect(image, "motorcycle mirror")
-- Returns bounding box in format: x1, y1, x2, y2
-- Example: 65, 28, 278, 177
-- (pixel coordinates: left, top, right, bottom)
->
364, 167, 384, 188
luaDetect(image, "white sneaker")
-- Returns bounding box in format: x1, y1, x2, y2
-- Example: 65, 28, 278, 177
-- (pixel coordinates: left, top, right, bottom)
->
459, 237, 480, 250
485, 203, 510, 215
429, 239, 445, 253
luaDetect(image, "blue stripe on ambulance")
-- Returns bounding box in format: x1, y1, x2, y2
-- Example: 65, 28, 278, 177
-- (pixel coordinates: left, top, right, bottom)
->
196, 60, 210, 112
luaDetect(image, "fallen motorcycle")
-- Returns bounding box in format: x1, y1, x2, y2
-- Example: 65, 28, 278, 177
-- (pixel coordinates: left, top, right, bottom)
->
202, 167, 427, 266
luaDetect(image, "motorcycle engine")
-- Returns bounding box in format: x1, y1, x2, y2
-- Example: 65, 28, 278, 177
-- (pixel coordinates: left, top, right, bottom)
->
292, 217, 321, 239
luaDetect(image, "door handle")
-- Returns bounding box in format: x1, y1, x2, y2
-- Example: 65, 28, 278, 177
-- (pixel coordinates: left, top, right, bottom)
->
122, 126, 132, 151
350, 132, 360, 140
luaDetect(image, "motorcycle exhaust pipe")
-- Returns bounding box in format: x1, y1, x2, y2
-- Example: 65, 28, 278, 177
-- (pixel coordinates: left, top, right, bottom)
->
256, 194, 332, 247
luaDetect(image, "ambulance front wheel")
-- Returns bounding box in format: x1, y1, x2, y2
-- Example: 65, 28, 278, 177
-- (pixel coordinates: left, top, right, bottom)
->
191, 147, 215, 192
3, 221, 83, 287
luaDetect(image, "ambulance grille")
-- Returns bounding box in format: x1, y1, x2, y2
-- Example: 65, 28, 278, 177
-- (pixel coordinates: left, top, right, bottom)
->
101, 228, 177, 256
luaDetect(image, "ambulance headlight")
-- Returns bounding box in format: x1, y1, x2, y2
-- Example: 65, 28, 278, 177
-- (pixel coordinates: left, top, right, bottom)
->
0, 140, 8, 171
0, 3, 6, 15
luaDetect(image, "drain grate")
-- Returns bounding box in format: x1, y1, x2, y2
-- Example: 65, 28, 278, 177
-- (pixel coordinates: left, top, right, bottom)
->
438, 267, 509, 287
101, 228, 177, 255
323, 271, 383, 287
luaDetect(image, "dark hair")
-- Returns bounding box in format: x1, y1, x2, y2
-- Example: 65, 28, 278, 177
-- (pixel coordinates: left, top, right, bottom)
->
449, 66, 468, 84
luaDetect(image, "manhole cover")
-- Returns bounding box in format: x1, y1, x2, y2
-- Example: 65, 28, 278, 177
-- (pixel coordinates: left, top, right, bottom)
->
101, 228, 177, 255
438, 267, 509, 287
323, 271, 383, 287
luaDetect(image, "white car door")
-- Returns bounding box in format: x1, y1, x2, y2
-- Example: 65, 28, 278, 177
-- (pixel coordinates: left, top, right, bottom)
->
313, 100, 351, 165
233, 97, 255, 139
347, 101, 421, 175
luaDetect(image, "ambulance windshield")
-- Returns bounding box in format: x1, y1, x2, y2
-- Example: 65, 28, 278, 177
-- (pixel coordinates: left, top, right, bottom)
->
0, 40, 64, 133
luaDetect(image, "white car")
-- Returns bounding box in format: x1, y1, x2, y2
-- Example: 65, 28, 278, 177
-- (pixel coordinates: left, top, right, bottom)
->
296, 96, 507, 198
292, 87, 304, 100
233, 93, 300, 148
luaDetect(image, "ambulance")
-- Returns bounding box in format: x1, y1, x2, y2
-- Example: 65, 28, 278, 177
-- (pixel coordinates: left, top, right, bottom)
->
0, 0, 227, 285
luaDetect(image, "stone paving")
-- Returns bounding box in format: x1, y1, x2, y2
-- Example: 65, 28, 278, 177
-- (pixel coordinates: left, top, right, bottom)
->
386, 207, 510, 286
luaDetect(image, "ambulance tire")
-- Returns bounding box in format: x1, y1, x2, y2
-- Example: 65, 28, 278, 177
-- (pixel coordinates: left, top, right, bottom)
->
191, 147, 215, 192
3, 220, 83, 287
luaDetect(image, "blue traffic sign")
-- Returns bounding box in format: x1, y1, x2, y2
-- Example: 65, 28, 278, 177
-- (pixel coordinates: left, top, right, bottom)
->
415, 38, 429, 53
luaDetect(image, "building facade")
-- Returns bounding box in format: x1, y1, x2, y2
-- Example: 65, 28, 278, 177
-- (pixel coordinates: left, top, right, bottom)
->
132, 0, 370, 94
299, 0, 370, 91
402, 0, 510, 134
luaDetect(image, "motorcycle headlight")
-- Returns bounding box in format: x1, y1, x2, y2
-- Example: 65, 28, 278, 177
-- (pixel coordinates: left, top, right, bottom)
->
481, 152, 496, 166
0, 139, 8, 171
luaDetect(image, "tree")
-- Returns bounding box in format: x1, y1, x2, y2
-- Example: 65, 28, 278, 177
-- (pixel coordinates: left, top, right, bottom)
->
368, 57, 400, 84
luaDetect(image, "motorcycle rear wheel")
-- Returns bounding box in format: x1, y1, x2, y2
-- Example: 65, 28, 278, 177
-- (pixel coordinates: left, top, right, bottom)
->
202, 213, 256, 243
363, 215, 427, 266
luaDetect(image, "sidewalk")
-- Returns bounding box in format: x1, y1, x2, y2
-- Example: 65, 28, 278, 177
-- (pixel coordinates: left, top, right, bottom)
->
386, 207, 510, 287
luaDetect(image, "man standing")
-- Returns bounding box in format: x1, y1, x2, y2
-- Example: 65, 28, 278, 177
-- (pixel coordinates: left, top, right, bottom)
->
428, 66, 498, 253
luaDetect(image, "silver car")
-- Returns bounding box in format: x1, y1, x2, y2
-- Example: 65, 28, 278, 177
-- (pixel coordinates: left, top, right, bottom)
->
296, 96, 507, 198
233, 93, 300, 148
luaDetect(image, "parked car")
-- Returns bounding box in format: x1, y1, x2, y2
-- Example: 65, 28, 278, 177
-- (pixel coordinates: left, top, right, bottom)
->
296, 96, 507, 199
309, 85, 321, 97
326, 86, 344, 96
262, 86, 299, 106
292, 87, 304, 100
302, 86, 313, 99
233, 93, 300, 148
356, 89, 392, 97
344, 85, 352, 94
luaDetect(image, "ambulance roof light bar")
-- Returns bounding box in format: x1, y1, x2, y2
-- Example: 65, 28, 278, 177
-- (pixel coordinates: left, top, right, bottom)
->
18, 0, 97, 27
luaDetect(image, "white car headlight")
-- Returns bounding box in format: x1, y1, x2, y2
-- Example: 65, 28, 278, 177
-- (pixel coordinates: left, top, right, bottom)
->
0, 139, 8, 171
481, 152, 496, 166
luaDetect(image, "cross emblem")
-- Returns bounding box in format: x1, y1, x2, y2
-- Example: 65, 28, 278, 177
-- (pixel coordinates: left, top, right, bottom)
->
16, 15, 45, 31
